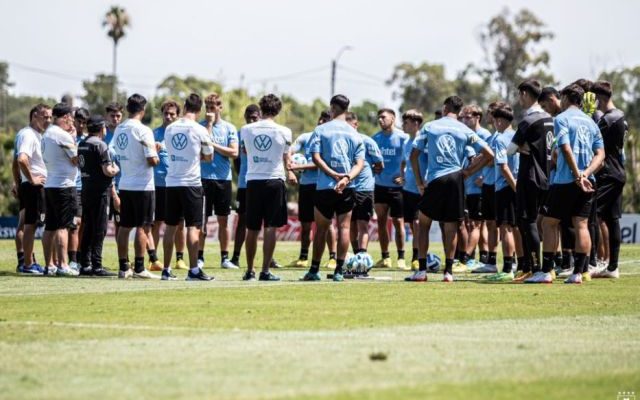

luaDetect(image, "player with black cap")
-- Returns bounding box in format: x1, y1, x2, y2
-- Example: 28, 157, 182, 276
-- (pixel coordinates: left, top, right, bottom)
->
77, 115, 120, 276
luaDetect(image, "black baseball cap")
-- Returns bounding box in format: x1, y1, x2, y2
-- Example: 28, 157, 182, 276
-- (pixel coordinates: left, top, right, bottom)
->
87, 115, 106, 133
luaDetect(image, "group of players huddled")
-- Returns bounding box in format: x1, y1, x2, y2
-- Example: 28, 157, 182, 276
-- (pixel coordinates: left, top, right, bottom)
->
12, 76, 627, 283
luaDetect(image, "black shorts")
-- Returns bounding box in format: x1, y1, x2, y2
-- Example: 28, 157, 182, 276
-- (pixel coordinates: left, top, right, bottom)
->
315, 188, 355, 220
516, 179, 545, 223
542, 183, 595, 220
165, 186, 204, 227
419, 171, 464, 223
75, 189, 82, 218
45, 187, 77, 231
402, 190, 421, 221
495, 187, 517, 227
353, 191, 374, 221
20, 182, 45, 225
202, 179, 232, 217
298, 184, 316, 223
374, 185, 404, 218
246, 179, 287, 230
119, 190, 155, 228
108, 190, 120, 224
236, 188, 247, 215
481, 184, 496, 221
596, 179, 624, 220
466, 193, 483, 221
154, 186, 167, 222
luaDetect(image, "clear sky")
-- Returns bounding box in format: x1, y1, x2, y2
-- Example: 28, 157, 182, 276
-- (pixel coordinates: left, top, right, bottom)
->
2, 0, 639, 109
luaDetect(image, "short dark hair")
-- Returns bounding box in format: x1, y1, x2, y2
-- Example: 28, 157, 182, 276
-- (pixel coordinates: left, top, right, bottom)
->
345, 112, 358, 122
184, 93, 203, 114
318, 110, 331, 123
105, 102, 124, 114
538, 86, 560, 103
52, 103, 73, 119
491, 102, 514, 122
87, 115, 106, 134
160, 99, 181, 115
572, 79, 593, 93
591, 81, 612, 99
126, 94, 147, 114
74, 107, 90, 122
330, 94, 350, 114
377, 108, 396, 117
402, 109, 424, 124
518, 79, 542, 98
259, 94, 282, 117
244, 104, 260, 117
29, 103, 50, 121
560, 84, 584, 106
443, 96, 464, 114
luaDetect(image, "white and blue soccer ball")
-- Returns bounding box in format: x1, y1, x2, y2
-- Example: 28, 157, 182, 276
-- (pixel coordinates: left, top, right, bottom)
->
291, 153, 307, 166
427, 253, 441, 272
354, 252, 374, 274
344, 252, 357, 272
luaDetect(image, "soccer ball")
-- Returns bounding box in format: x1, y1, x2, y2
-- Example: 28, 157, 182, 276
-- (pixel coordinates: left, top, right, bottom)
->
426, 253, 441, 272
354, 252, 374, 274
291, 153, 307, 166
344, 252, 357, 272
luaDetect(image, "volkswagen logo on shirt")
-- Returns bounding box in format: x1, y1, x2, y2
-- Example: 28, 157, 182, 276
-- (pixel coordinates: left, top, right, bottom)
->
116, 133, 128, 150
436, 134, 456, 163
576, 125, 589, 145
171, 133, 188, 150
332, 139, 349, 156
78, 155, 85, 168
254, 134, 272, 151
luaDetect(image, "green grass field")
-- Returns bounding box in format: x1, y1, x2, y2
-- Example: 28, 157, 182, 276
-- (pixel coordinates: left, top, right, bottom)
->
1, 239, 639, 400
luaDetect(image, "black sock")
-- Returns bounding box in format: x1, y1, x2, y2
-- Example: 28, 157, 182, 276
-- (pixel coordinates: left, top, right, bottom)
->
470, 249, 476, 260
561, 251, 572, 269
147, 249, 158, 263
176, 251, 184, 261
488, 252, 497, 265
583, 257, 591, 273
418, 258, 427, 271
573, 253, 587, 275
412, 248, 418, 261
516, 257, 525, 272
231, 251, 240, 263
310, 260, 320, 274
221, 251, 229, 262
479, 251, 488, 264
198, 250, 204, 261
68, 251, 78, 263
460, 252, 470, 264
542, 252, 555, 273
606, 218, 621, 271
335, 259, 344, 275
445, 258, 454, 275
329, 252, 336, 260
299, 248, 309, 260
357, 248, 366, 254
397, 250, 405, 260
503, 256, 514, 273
554, 252, 563, 268
17, 252, 24, 265
382, 251, 390, 259
119, 258, 129, 272
134, 257, 145, 273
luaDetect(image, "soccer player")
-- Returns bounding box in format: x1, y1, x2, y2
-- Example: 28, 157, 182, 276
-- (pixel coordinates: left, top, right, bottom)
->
241, 94, 297, 281
162, 93, 215, 281
302, 94, 365, 281
372, 109, 410, 270
112, 94, 159, 279
199, 93, 239, 270
401, 110, 424, 270
77, 115, 120, 276
104, 102, 123, 234
41, 103, 80, 276
592, 81, 627, 279
288, 111, 336, 268
406, 96, 493, 282
539, 84, 605, 284
151, 100, 187, 270
485, 103, 521, 281
68, 107, 90, 272
15, 104, 51, 274
507, 79, 554, 283
459, 105, 492, 270
346, 112, 383, 255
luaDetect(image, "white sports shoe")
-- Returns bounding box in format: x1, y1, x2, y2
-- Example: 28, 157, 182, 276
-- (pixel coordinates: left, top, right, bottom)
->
197, 259, 205, 269
44, 266, 58, 276
592, 267, 620, 279
133, 269, 161, 280
564, 273, 583, 284
557, 268, 573, 278
587, 265, 601, 277
69, 261, 80, 272
471, 263, 498, 273
442, 272, 454, 282
56, 266, 78, 276
524, 271, 553, 284
404, 270, 427, 282
221, 259, 239, 269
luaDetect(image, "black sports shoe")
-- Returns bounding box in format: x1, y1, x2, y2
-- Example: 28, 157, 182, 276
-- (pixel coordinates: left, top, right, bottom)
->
79, 266, 94, 276
186, 268, 214, 281
259, 271, 281, 281
92, 267, 117, 277
270, 260, 282, 269
161, 268, 177, 281
242, 270, 256, 281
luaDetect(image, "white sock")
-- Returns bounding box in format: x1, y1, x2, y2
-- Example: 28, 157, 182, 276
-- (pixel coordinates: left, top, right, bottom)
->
190, 267, 200, 274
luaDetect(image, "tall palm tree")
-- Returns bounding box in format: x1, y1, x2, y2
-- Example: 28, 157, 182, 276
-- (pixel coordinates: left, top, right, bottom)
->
103, 6, 130, 101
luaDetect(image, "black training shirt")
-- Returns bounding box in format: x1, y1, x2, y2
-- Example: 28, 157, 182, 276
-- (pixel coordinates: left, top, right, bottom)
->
511, 107, 554, 190
596, 108, 627, 183
78, 135, 113, 192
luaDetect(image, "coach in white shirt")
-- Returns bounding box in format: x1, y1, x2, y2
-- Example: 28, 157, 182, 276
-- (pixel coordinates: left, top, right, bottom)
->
112, 94, 159, 279
162, 93, 214, 281
240, 94, 297, 282
41, 103, 80, 276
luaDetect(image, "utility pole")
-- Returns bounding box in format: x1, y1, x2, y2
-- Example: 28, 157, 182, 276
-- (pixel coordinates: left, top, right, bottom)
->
330, 46, 352, 98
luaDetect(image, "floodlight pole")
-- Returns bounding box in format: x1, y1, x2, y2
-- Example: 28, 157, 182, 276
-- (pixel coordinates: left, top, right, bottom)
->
331, 46, 352, 98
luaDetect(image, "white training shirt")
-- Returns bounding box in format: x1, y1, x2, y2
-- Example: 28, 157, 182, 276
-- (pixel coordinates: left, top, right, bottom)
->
240, 119, 292, 181
17, 126, 47, 183
112, 118, 158, 191
42, 124, 77, 188
164, 118, 213, 187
